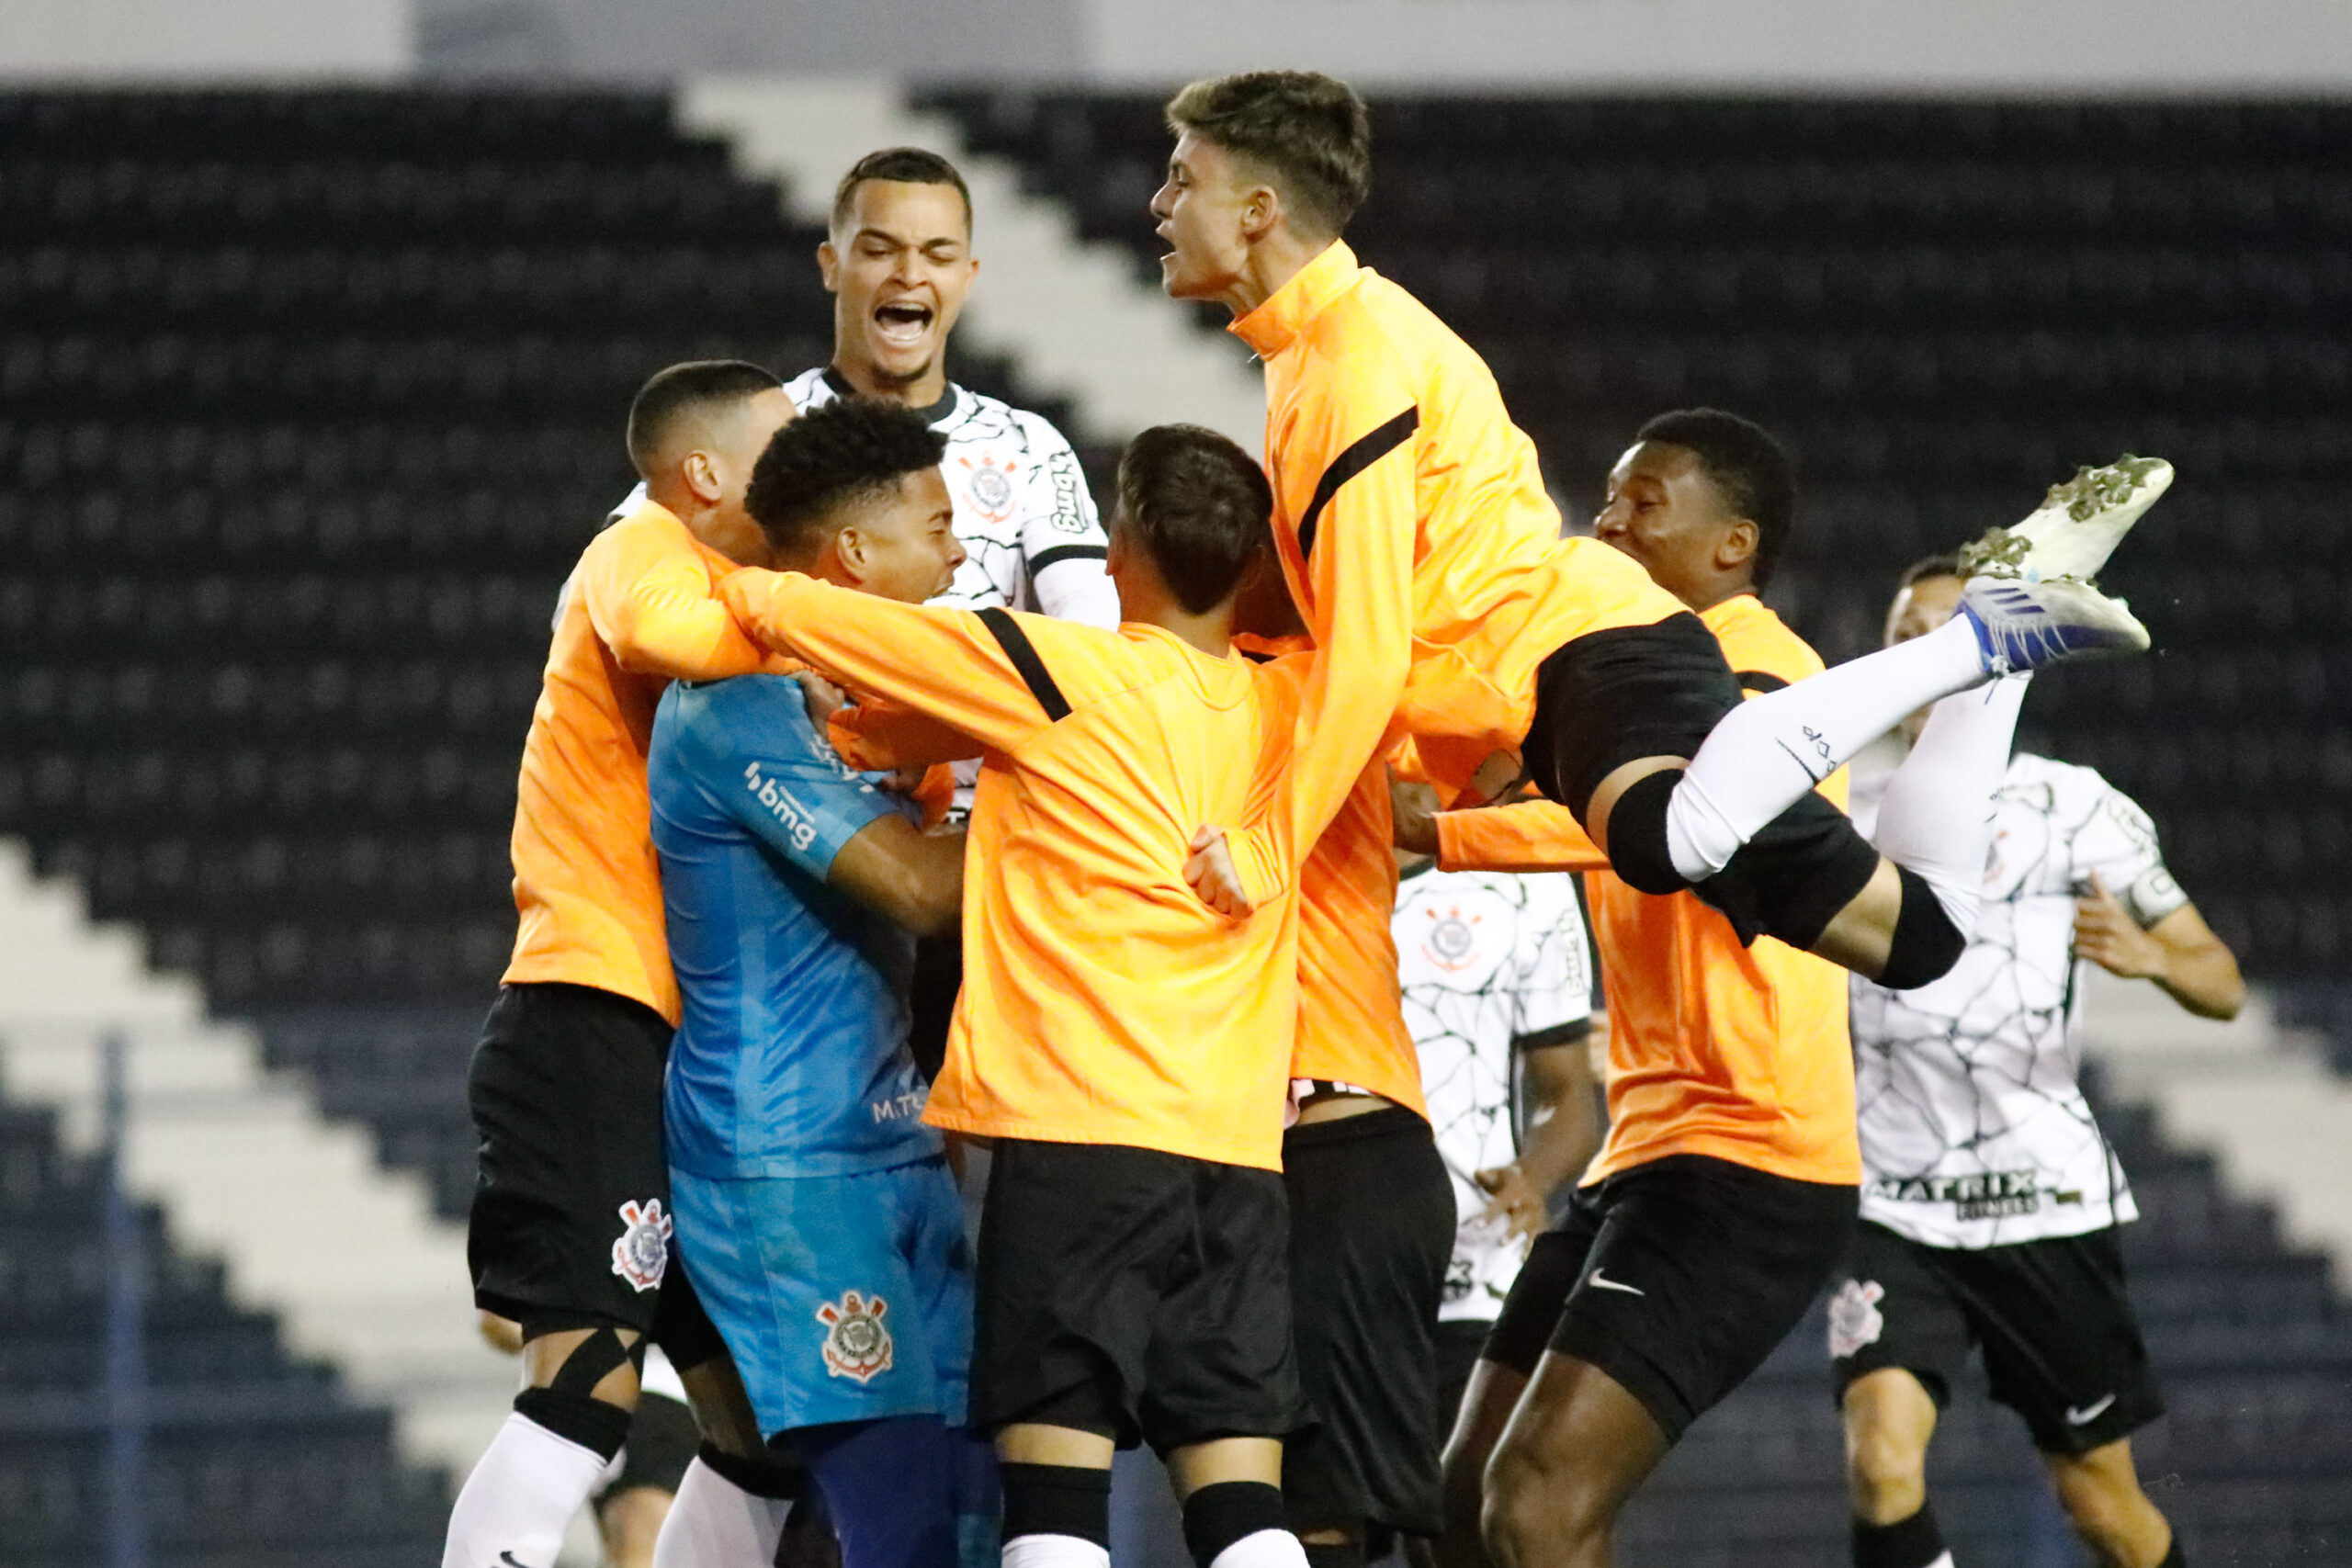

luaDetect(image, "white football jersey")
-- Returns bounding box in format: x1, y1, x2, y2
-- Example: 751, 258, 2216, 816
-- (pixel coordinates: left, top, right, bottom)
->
784, 367, 1118, 626
1396, 865, 1592, 1322
1849, 751, 2187, 1248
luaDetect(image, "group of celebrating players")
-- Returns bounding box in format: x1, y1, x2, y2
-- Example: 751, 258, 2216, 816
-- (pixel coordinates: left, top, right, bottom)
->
440, 68, 2245, 1568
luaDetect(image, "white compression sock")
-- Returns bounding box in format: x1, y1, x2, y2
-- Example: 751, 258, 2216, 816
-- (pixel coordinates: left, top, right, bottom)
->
442, 1410, 614, 1568
1667, 615, 1989, 881
1871, 673, 2030, 940
1210, 1529, 1311, 1568
651, 1455, 796, 1567
1003, 1534, 1113, 1568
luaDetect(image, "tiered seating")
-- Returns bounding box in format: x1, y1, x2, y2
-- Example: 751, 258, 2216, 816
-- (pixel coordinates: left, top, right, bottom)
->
0, 87, 1087, 1220
925, 89, 2352, 980
0, 1097, 446, 1566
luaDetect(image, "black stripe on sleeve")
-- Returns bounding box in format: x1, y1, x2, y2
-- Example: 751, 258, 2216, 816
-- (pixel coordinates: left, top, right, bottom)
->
977, 607, 1072, 723
1296, 406, 1420, 562
1028, 543, 1108, 576
1735, 670, 1790, 694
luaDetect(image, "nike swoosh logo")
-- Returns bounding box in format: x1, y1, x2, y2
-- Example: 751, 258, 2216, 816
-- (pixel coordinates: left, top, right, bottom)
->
1587, 1268, 1645, 1297
2065, 1393, 2117, 1426
499, 1554, 529, 1567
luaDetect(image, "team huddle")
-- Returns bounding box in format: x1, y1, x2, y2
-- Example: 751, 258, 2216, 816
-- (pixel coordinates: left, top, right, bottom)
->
444, 71, 2243, 1568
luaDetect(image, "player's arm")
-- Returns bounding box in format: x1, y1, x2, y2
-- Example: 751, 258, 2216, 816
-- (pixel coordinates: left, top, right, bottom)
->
722, 569, 1070, 756
582, 522, 770, 680
1474, 1027, 1600, 1240
701, 680, 967, 938
828, 816, 967, 938
829, 699, 988, 773
1430, 798, 1611, 874
2074, 877, 2245, 1021
1020, 418, 1120, 627
1205, 367, 1423, 911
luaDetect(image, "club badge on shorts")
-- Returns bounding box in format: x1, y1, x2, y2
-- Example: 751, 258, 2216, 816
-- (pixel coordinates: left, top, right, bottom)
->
815, 1289, 895, 1383
610, 1198, 673, 1293
1826, 1278, 1887, 1359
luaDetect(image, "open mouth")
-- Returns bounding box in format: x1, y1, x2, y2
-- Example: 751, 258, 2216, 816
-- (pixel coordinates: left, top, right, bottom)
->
873, 299, 934, 348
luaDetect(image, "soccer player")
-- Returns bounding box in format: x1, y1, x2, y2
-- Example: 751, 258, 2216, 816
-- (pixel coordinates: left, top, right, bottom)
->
788, 144, 1118, 1086
1828, 557, 2244, 1568
1396, 411, 1865, 1568
447, 360, 802, 1567
718, 422, 1319, 1568
1150, 70, 2163, 999
1392, 852, 1600, 1450
648, 396, 979, 1568
789, 146, 1116, 628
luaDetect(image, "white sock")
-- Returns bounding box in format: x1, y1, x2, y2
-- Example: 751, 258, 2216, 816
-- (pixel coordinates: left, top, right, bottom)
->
442, 1410, 613, 1568
1003, 1533, 1112, 1568
1871, 673, 2030, 941
1210, 1529, 1311, 1568
651, 1455, 796, 1567
1668, 616, 1988, 880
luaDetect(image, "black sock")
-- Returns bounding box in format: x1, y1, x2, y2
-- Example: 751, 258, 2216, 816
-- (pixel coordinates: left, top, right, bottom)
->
1182, 1480, 1289, 1568
1001, 1461, 1112, 1550
1853, 1502, 1948, 1568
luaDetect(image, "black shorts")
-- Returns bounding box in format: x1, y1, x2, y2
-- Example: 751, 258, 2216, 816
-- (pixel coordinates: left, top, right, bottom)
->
1828, 1221, 2165, 1455
467, 980, 716, 1356
971, 1138, 1302, 1454
595, 1388, 702, 1503
1282, 1107, 1456, 1537
1430, 1319, 1492, 1452
1484, 1154, 1857, 1442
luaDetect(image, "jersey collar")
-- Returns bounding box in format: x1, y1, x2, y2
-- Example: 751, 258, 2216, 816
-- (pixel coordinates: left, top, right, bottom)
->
1230, 240, 1363, 361
821, 365, 962, 426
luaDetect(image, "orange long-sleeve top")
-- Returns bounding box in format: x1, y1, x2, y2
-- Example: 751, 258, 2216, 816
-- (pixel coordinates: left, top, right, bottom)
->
1436, 594, 1860, 1188
1220, 240, 1688, 908
720, 570, 1310, 1173
503, 500, 779, 1023
1235, 634, 1428, 1118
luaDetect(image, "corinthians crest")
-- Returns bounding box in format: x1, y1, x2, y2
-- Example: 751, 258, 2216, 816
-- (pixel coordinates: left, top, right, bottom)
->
609, 1198, 672, 1292
815, 1289, 895, 1383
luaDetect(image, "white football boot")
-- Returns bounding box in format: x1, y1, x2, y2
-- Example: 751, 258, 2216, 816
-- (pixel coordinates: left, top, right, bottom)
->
1957, 576, 2150, 676
1959, 456, 2173, 584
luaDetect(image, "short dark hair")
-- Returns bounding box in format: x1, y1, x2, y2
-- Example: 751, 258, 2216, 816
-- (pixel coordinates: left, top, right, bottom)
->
1114, 424, 1274, 615
744, 397, 947, 555
831, 147, 973, 234
1166, 72, 1372, 241
1898, 551, 1965, 588
626, 359, 781, 478
1634, 408, 1798, 591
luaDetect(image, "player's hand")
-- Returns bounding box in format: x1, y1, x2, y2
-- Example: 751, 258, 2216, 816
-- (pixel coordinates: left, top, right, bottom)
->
1474, 1162, 1546, 1242
1389, 768, 1441, 856
2073, 874, 2163, 979
794, 670, 848, 729
1183, 826, 1256, 919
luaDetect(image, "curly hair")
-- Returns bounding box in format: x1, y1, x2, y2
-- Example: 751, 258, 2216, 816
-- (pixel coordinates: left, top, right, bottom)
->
744, 397, 947, 554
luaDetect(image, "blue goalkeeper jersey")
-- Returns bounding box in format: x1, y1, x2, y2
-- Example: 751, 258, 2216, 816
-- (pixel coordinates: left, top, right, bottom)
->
649, 673, 941, 1180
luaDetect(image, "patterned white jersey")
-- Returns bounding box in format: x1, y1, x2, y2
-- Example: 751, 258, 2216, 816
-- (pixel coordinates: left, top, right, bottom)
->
1397, 865, 1592, 1322
784, 367, 1118, 626
1849, 750, 2188, 1249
